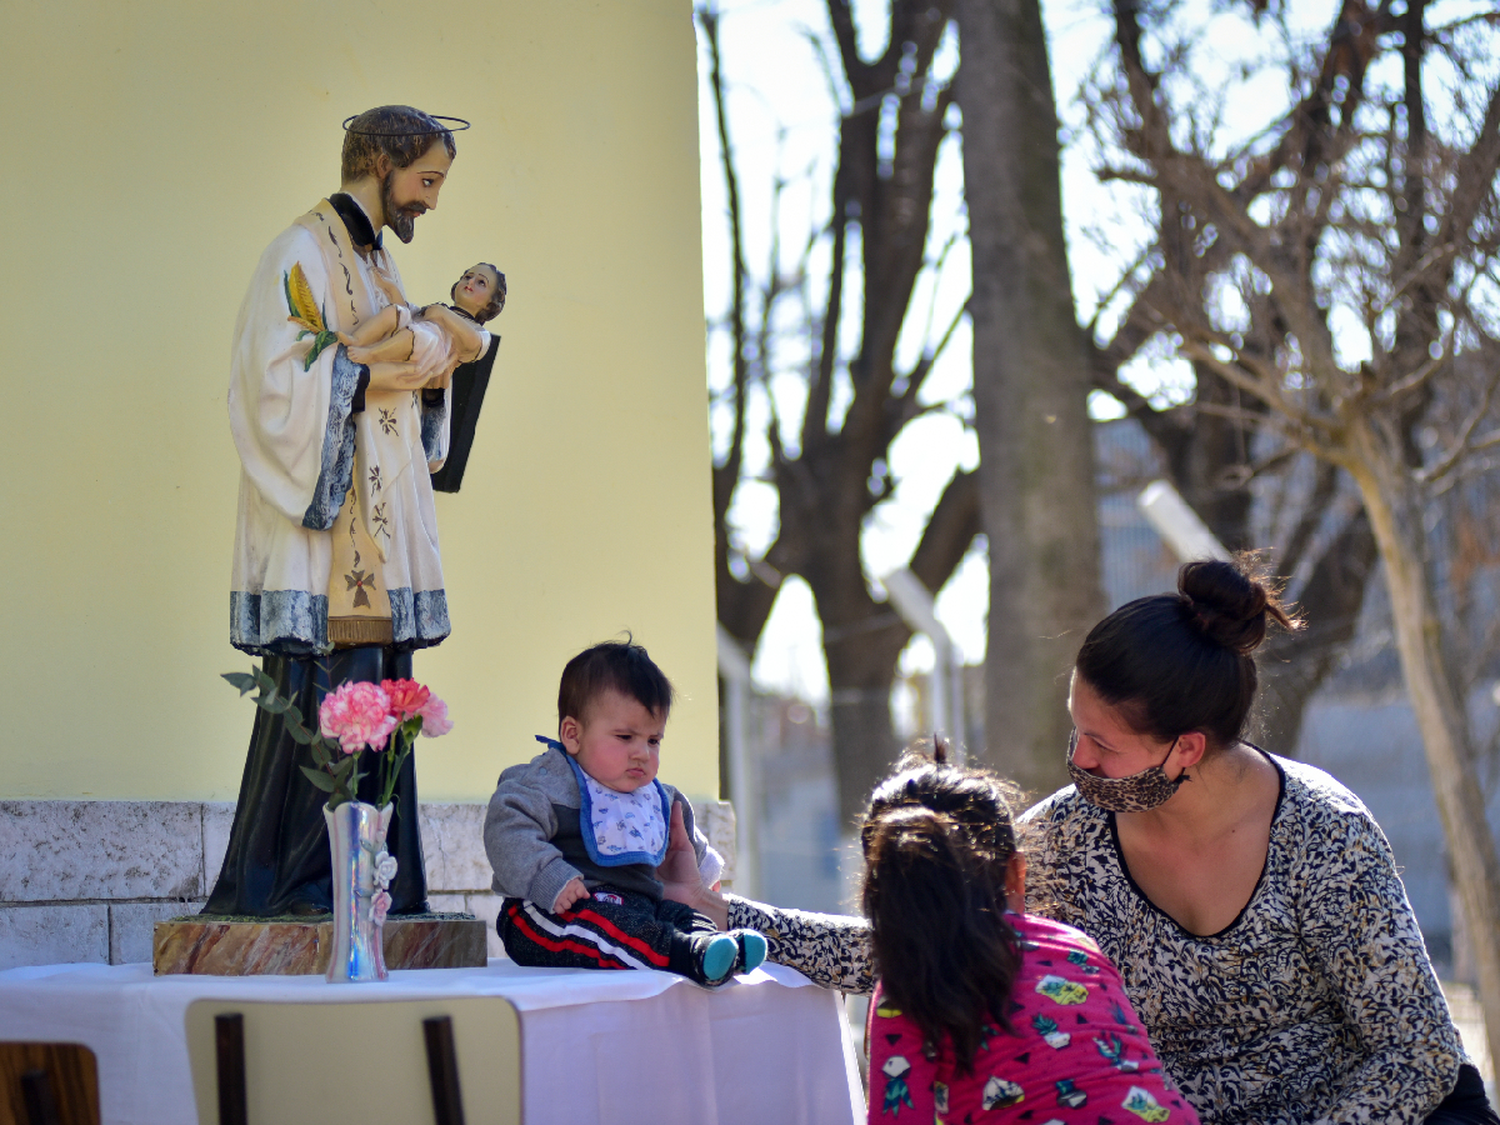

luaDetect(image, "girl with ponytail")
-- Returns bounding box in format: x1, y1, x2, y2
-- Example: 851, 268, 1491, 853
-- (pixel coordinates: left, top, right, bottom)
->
861, 748, 1196, 1124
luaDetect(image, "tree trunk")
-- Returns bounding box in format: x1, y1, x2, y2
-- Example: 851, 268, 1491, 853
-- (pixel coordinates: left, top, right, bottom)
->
956, 0, 1104, 798
1347, 425, 1500, 1074
789, 464, 914, 829
824, 621, 907, 830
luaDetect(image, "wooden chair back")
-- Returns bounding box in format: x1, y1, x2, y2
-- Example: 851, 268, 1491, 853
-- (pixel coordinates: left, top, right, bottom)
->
0, 1043, 99, 1125
183, 996, 520, 1125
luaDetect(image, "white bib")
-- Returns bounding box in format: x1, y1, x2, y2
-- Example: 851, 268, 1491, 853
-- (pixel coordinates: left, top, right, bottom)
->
579, 772, 668, 860
550, 742, 671, 867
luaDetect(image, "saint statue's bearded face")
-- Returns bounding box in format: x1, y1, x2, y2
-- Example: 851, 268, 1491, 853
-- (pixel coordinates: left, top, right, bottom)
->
380, 141, 453, 244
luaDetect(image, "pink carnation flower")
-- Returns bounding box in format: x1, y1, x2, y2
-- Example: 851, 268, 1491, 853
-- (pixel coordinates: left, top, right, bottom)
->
381, 678, 431, 722
418, 695, 453, 737
318, 681, 398, 754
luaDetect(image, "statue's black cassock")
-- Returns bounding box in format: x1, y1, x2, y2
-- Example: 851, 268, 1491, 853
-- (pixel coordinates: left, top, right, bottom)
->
204, 649, 428, 916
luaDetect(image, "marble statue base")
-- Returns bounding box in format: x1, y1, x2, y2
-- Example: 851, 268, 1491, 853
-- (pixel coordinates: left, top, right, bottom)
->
151, 912, 487, 976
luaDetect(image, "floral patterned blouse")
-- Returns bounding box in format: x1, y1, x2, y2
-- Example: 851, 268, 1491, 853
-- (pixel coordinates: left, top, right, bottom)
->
1021, 751, 1465, 1125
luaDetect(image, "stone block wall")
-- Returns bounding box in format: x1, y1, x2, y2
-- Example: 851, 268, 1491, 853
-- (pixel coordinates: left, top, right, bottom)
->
0, 799, 736, 971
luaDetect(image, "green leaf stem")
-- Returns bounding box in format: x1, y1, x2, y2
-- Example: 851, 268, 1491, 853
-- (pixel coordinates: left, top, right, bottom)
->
299, 766, 336, 792
222, 672, 257, 696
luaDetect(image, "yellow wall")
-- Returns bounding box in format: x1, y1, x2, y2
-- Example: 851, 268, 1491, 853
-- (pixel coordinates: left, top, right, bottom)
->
0, 1, 719, 801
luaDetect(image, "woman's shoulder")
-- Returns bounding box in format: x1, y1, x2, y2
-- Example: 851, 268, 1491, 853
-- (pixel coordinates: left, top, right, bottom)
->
1020, 784, 1106, 834
1260, 751, 1402, 897
1264, 750, 1381, 830
1018, 785, 1114, 864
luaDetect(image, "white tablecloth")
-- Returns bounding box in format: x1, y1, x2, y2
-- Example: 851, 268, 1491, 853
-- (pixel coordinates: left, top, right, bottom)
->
0, 960, 864, 1125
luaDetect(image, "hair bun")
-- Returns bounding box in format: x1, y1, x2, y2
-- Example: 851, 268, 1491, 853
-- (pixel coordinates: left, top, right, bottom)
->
1177, 557, 1298, 655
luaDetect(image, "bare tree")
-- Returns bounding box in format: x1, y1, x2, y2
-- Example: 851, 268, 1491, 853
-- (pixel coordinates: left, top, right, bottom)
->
702, 1, 981, 828
1076, 6, 1388, 753
954, 0, 1106, 797
1084, 0, 1500, 1068
955, 0, 1369, 795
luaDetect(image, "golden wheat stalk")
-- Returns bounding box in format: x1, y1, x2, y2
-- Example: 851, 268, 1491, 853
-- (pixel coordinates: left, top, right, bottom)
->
283, 263, 326, 334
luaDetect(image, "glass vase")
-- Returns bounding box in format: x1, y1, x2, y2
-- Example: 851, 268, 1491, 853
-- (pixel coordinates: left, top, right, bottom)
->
323, 800, 396, 983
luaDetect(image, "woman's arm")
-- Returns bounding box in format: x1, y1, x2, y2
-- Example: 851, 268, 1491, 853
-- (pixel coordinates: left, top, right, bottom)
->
725, 896, 875, 995
1300, 806, 1464, 1125
656, 803, 875, 992
657, 801, 729, 927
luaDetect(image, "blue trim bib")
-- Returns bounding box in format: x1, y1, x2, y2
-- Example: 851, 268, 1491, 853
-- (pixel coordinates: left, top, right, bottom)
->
535, 736, 671, 867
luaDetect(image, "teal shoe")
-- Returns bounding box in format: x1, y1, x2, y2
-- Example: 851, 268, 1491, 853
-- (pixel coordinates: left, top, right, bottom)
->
736, 929, 768, 973
699, 933, 740, 984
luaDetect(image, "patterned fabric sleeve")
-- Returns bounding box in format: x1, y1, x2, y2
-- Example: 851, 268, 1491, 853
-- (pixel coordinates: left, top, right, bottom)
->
1016, 791, 1089, 929
1296, 806, 1463, 1125
725, 895, 875, 994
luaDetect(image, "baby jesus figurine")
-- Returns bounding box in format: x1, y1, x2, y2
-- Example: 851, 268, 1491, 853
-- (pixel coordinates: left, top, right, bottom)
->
341, 262, 506, 389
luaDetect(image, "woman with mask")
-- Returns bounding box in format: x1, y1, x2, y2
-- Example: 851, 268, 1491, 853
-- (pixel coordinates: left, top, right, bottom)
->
665, 557, 1495, 1125
1021, 557, 1491, 1125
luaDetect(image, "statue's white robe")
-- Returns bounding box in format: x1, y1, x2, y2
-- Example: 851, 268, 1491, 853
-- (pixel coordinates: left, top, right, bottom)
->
228, 200, 454, 655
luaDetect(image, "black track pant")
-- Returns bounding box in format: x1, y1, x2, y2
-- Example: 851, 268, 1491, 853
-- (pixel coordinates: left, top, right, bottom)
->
499, 891, 717, 980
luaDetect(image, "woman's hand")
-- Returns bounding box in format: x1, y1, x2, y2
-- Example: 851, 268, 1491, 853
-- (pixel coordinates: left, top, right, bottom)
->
657, 801, 729, 930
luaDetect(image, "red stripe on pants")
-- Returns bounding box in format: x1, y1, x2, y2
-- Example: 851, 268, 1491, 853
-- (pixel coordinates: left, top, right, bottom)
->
506, 903, 632, 969
569, 905, 672, 967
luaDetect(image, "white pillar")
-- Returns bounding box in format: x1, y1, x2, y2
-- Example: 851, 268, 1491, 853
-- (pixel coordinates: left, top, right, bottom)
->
1137, 480, 1231, 562
716, 626, 759, 897
880, 568, 966, 762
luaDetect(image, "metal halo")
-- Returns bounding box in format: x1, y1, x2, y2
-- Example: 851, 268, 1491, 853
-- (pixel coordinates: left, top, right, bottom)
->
341, 114, 472, 137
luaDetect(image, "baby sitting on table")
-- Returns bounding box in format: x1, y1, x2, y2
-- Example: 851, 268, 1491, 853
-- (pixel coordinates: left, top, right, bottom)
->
484, 640, 767, 987
338, 261, 505, 388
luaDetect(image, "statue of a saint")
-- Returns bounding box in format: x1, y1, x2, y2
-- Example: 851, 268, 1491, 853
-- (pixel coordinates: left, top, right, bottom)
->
206, 106, 464, 917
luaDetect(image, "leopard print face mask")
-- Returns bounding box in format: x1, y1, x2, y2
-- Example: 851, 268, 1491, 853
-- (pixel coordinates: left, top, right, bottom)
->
1066, 730, 1189, 812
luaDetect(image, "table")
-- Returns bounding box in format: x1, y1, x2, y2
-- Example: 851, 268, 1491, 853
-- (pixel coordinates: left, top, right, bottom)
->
0, 960, 864, 1125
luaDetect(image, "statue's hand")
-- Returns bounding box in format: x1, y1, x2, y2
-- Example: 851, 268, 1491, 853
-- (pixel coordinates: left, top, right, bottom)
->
426, 357, 461, 391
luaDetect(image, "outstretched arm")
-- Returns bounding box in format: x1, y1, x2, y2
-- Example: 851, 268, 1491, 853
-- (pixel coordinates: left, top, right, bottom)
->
368, 263, 409, 309
656, 801, 874, 992
724, 897, 874, 994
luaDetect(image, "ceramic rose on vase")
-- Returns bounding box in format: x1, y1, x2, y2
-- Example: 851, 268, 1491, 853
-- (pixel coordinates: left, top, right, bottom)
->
224, 666, 452, 982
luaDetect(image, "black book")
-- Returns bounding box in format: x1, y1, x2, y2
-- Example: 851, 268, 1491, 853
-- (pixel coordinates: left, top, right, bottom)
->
430, 336, 499, 493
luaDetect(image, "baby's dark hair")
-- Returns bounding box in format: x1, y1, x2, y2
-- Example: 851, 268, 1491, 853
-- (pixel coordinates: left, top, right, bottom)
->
557, 639, 674, 727
451, 262, 506, 324
861, 742, 1023, 1074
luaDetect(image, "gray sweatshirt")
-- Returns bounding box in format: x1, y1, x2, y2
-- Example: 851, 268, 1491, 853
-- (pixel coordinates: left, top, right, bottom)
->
484, 745, 714, 912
